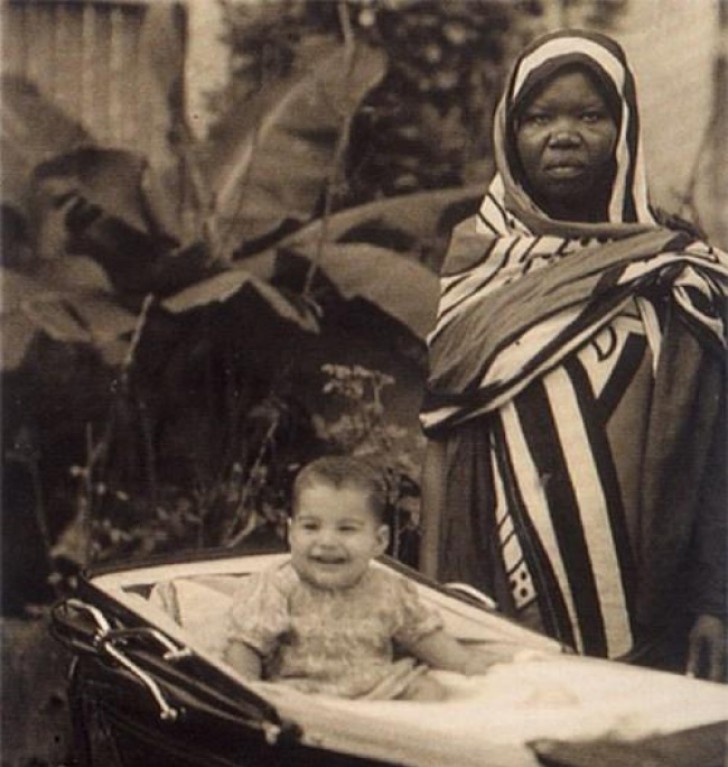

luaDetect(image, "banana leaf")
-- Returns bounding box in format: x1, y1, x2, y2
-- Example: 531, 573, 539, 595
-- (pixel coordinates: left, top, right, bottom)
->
1, 260, 138, 371
161, 269, 319, 334
1, 74, 91, 217
203, 41, 387, 255
282, 184, 485, 257
273, 243, 440, 342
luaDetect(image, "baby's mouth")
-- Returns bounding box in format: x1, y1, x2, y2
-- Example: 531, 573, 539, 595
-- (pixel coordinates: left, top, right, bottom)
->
311, 555, 347, 566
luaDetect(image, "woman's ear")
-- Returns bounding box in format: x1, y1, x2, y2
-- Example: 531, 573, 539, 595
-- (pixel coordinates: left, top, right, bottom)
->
376, 524, 390, 555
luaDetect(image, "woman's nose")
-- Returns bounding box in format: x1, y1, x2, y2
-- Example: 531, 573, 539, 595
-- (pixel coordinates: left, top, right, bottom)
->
548, 120, 582, 147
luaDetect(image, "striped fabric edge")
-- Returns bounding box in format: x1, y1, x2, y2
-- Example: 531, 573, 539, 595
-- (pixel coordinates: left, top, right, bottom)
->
422, 245, 728, 434
497, 358, 637, 658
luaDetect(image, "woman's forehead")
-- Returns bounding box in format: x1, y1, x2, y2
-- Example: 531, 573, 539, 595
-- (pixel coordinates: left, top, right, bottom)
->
513, 36, 626, 98
521, 67, 610, 109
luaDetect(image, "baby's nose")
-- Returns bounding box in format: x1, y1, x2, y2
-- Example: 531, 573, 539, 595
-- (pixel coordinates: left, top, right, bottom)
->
315, 528, 338, 546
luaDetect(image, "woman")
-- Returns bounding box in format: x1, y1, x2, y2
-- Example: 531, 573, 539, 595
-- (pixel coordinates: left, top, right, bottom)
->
420, 29, 727, 680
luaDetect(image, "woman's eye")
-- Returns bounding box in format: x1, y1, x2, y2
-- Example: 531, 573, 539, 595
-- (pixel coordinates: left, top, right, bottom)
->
581, 111, 604, 123
338, 526, 357, 533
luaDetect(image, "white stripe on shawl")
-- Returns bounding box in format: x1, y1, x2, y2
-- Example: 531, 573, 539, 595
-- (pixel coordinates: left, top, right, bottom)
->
423, 242, 728, 432
544, 367, 632, 658
631, 131, 652, 223
576, 297, 662, 390
500, 401, 584, 653
635, 297, 663, 373
608, 97, 630, 222
420, 300, 631, 434
476, 177, 512, 235
493, 448, 537, 611
512, 38, 625, 99
432, 232, 575, 345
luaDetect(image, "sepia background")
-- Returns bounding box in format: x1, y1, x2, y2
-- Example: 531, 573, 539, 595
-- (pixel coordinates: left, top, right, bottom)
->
1, 1, 726, 764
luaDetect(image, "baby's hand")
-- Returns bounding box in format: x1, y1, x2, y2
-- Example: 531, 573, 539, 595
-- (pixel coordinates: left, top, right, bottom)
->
463, 649, 499, 676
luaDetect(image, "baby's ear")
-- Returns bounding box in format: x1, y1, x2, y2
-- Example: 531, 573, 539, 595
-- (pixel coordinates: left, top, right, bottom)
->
376, 524, 390, 554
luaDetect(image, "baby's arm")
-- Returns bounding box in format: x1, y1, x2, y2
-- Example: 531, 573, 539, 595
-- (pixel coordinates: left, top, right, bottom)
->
408, 629, 495, 675
226, 640, 263, 680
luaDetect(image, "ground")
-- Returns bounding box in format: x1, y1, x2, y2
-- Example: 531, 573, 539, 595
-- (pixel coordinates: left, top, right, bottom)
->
2, 614, 74, 767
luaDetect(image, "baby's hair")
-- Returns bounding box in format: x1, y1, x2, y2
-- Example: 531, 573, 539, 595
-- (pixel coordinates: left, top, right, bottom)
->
292, 456, 387, 524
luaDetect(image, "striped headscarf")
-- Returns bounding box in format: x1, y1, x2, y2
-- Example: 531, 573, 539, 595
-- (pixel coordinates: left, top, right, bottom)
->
421, 29, 728, 435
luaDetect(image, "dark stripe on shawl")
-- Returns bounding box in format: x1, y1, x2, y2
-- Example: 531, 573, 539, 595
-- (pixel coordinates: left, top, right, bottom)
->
596, 332, 648, 421
515, 380, 608, 656
477, 209, 500, 236
564, 353, 638, 636
436, 238, 522, 327
440, 239, 499, 287
460, 286, 629, 397
518, 236, 542, 263
422, 287, 629, 431
621, 66, 640, 222
485, 192, 510, 230
492, 416, 577, 648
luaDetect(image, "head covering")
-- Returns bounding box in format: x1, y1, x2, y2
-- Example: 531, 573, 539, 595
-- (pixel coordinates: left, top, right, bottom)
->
421, 30, 728, 435
487, 29, 654, 234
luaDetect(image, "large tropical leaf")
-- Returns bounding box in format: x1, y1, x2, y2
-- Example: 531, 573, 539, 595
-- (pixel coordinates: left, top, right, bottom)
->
30, 147, 219, 296
1, 260, 138, 371
240, 184, 485, 282
161, 268, 319, 334
204, 42, 387, 254
159, 186, 482, 348
136, 2, 200, 243
1, 74, 91, 216
32, 147, 163, 237
284, 183, 485, 265
278, 243, 440, 341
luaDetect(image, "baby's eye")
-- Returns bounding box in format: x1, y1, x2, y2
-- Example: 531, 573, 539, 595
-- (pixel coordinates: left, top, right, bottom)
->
338, 525, 359, 533
299, 521, 319, 532
523, 112, 550, 126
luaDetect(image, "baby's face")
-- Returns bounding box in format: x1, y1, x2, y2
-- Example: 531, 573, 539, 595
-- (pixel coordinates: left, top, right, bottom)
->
289, 483, 389, 590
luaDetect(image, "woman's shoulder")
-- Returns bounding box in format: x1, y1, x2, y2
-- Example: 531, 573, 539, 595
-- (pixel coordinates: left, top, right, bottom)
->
651, 207, 706, 241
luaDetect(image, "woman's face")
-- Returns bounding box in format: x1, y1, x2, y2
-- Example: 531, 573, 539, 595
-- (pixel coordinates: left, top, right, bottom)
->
515, 68, 618, 222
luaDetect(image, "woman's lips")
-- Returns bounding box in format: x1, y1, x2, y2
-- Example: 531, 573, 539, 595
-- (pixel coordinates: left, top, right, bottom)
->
544, 162, 585, 178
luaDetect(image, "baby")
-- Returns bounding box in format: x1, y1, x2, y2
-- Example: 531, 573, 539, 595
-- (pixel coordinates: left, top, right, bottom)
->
225, 455, 495, 700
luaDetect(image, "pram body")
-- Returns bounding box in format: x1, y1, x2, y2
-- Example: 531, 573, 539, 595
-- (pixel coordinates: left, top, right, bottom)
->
51, 547, 728, 767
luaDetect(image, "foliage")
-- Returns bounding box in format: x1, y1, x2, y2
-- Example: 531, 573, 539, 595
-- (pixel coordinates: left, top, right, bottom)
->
53, 362, 423, 568
316, 363, 424, 561
1, 0, 629, 603
214, 0, 515, 202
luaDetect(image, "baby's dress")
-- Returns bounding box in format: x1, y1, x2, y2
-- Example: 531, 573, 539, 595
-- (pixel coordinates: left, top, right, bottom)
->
227, 562, 443, 699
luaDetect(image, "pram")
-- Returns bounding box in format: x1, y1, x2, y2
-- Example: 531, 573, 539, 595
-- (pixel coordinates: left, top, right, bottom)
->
51, 546, 728, 767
